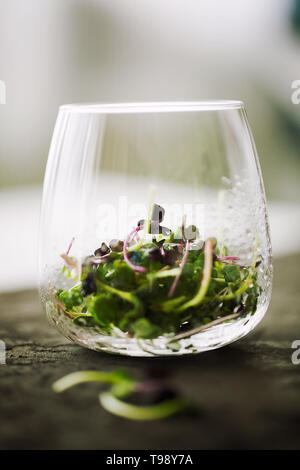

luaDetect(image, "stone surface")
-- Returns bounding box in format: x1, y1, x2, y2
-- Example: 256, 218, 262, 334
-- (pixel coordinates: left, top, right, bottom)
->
0, 255, 300, 450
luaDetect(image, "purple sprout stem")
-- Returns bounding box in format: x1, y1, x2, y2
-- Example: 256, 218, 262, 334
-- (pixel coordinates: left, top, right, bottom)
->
66, 237, 75, 255
215, 256, 239, 264
168, 240, 190, 298
89, 253, 111, 265
215, 255, 250, 270
124, 226, 147, 274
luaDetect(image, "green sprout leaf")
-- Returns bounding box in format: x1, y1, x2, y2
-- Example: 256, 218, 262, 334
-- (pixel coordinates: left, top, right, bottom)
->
131, 318, 161, 339
59, 287, 83, 310
222, 265, 241, 283
90, 294, 117, 326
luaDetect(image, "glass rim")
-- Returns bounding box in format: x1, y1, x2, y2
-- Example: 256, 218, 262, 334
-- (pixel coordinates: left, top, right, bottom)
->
59, 100, 245, 114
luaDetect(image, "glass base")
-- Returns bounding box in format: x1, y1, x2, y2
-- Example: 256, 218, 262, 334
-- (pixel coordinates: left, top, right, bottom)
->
46, 300, 266, 357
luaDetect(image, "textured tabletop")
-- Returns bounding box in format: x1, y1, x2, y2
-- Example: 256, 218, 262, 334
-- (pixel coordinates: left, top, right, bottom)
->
0, 254, 299, 450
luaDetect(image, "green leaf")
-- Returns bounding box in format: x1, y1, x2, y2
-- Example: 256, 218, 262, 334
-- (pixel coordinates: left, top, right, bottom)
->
118, 309, 138, 331
111, 260, 137, 289
90, 294, 117, 326
222, 265, 241, 283
131, 318, 161, 339
59, 287, 83, 310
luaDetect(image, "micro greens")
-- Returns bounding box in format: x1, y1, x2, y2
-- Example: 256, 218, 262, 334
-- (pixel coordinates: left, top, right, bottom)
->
56, 204, 261, 343
52, 369, 189, 420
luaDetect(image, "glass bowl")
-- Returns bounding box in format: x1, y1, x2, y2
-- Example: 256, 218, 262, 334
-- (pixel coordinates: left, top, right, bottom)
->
39, 101, 272, 356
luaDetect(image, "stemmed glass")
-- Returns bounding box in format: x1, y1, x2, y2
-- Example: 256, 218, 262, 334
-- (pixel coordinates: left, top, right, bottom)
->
39, 101, 272, 356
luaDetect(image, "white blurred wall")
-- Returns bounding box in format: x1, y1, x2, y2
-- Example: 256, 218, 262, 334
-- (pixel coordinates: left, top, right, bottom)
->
0, 0, 299, 200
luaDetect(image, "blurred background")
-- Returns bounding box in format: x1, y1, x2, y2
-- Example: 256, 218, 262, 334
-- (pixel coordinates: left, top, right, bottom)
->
0, 0, 300, 291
